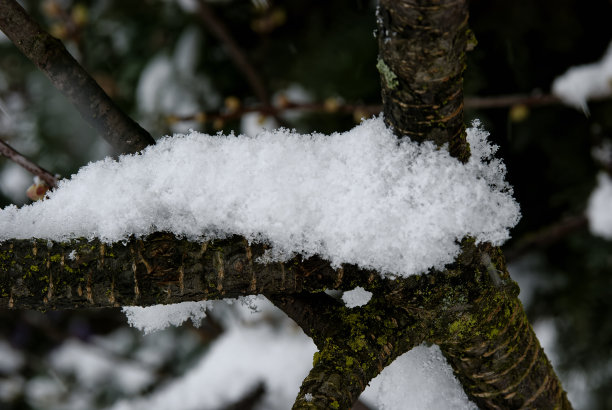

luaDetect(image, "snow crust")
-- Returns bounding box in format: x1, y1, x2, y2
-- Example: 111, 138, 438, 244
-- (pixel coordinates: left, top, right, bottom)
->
122, 301, 210, 334
0, 117, 520, 277
552, 41, 612, 112
587, 172, 612, 239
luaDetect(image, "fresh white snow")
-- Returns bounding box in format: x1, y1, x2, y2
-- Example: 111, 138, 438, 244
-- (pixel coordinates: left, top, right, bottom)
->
0, 116, 520, 278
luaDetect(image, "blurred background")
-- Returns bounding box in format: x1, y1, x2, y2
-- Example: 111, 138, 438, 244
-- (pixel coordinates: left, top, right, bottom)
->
0, 0, 611, 408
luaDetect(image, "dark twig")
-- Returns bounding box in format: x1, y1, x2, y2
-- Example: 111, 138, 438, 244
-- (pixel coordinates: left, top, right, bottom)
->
0, 138, 58, 188
167, 101, 382, 126
465, 93, 612, 109
504, 214, 588, 262
195, 0, 270, 105
465, 93, 561, 109
0, 0, 155, 153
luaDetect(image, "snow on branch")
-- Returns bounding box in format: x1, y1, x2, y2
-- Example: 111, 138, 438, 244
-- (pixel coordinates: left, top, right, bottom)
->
0, 117, 520, 278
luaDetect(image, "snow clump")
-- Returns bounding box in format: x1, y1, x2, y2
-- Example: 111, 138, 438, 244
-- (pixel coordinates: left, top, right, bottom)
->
0, 117, 520, 278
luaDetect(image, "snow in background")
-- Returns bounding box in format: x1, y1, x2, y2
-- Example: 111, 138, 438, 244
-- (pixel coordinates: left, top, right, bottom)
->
136, 26, 220, 133
0, 163, 31, 203
552, 41, 612, 112
587, 172, 612, 239
0, 117, 520, 278
50, 340, 153, 395
240, 112, 278, 137
342, 286, 373, 308
111, 297, 317, 410
122, 301, 211, 334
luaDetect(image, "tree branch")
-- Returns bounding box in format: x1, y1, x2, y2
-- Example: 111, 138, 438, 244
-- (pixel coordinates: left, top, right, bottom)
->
0, 138, 58, 188
376, 1, 571, 408
0, 233, 376, 310
377, 0, 471, 161
195, 0, 270, 105
0, 0, 155, 153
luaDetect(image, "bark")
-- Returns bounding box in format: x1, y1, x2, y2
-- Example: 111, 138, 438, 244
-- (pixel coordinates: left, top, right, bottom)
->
377, 0, 471, 161
377, 0, 571, 408
0, 233, 375, 310
0, 232, 570, 408
0, 0, 155, 153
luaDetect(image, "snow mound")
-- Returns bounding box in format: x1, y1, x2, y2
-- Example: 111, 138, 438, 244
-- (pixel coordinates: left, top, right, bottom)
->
0, 117, 520, 277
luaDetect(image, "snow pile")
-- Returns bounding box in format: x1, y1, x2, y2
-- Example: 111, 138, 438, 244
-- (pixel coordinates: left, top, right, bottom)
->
587, 172, 612, 239
552, 41, 612, 112
122, 301, 211, 335
342, 286, 373, 308
361, 344, 476, 409
0, 117, 520, 278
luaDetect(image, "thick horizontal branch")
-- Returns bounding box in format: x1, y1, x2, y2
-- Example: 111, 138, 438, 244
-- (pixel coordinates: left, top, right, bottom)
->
0, 0, 155, 153
0, 233, 376, 310
0, 231, 570, 408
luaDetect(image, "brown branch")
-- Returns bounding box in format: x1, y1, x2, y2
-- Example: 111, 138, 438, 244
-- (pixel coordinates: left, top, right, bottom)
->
0, 138, 58, 188
0, 0, 155, 154
166, 101, 382, 126
465, 93, 562, 109
504, 214, 588, 262
377, 0, 471, 161
195, 0, 269, 105
376, 1, 571, 408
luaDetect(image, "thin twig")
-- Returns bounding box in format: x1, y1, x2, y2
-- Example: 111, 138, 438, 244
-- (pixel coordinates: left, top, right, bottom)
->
464, 94, 561, 109
195, 0, 270, 105
0, 138, 58, 188
0, 0, 155, 153
167, 101, 382, 125
504, 214, 588, 262
465, 93, 612, 109
168, 91, 612, 126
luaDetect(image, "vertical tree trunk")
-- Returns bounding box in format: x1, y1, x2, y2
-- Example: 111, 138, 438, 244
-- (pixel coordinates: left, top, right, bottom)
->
376, 1, 571, 408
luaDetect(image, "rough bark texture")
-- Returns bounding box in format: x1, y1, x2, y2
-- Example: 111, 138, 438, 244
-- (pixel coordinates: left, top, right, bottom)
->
0, 0, 155, 153
377, 0, 571, 408
377, 0, 471, 161
0, 233, 570, 408
0, 233, 376, 310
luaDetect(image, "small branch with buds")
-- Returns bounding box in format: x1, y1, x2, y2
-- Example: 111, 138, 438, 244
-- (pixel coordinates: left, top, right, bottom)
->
0, 139, 58, 188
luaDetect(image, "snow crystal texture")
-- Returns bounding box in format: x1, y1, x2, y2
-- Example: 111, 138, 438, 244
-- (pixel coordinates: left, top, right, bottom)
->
0, 117, 520, 277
